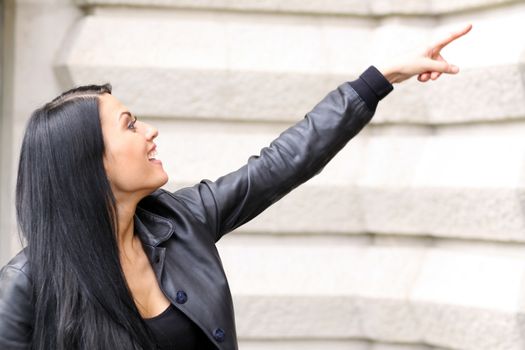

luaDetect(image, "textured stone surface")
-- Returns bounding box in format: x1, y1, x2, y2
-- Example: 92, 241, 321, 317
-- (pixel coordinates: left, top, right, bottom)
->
56, 5, 525, 124
74, 0, 523, 16
239, 340, 371, 350
3, 0, 525, 349
156, 118, 525, 242
239, 339, 445, 350
218, 236, 525, 349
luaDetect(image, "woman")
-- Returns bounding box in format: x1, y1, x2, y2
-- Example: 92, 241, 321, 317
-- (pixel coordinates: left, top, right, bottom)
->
0, 25, 471, 350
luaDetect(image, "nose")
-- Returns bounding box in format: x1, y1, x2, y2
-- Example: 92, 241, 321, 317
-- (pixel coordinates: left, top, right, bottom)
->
145, 124, 159, 140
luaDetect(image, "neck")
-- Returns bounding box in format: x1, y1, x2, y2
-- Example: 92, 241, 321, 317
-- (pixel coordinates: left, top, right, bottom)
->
113, 193, 141, 260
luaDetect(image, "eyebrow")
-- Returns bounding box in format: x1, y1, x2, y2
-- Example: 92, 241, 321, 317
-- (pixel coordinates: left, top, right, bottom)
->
118, 111, 132, 121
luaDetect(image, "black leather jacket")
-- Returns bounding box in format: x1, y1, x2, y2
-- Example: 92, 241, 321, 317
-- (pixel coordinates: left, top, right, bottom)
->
0, 66, 392, 350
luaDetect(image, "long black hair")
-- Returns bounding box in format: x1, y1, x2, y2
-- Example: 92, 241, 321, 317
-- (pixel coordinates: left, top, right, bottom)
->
15, 84, 156, 349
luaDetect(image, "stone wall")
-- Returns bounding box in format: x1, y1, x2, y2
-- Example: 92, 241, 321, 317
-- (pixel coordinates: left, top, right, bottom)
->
2, 0, 525, 349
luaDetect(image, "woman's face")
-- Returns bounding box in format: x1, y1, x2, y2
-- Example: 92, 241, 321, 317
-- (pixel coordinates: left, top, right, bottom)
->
98, 93, 168, 199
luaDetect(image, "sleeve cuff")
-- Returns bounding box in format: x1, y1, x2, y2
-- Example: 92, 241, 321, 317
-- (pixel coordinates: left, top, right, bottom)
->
349, 65, 393, 112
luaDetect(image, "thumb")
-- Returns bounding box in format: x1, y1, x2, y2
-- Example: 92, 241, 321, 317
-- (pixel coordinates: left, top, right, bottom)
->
423, 58, 459, 74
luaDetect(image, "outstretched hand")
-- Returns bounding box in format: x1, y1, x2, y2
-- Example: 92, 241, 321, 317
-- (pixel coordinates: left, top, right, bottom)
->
379, 24, 472, 84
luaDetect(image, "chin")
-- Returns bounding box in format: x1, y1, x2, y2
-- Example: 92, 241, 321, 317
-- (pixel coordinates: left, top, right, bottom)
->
156, 169, 169, 187
159, 173, 169, 187
141, 169, 169, 194
141, 174, 169, 195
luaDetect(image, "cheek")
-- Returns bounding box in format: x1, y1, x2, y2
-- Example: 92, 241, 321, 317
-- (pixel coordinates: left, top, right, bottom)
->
104, 144, 142, 183
104, 144, 167, 192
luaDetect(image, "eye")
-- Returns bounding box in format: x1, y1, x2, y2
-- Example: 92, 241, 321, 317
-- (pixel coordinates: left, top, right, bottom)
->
127, 115, 138, 131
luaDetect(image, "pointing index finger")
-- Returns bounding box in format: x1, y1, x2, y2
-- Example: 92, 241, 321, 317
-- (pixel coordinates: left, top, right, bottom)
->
432, 24, 472, 54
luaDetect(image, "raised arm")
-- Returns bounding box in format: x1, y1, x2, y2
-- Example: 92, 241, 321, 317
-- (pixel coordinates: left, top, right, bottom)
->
170, 66, 391, 242
168, 25, 472, 242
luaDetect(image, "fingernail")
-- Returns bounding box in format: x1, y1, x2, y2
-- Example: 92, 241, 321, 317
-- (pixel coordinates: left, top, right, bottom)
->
451, 65, 459, 73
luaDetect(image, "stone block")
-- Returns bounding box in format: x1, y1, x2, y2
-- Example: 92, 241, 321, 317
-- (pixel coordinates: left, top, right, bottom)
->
56, 7, 525, 124
218, 238, 525, 349
239, 340, 370, 350
409, 250, 525, 349
156, 118, 525, 242
74, 0, 522, 16
4, 1, 525, 349
239, 340, 445, 350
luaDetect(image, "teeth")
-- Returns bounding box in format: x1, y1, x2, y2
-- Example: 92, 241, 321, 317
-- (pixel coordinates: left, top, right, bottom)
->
148, 149, 158, 160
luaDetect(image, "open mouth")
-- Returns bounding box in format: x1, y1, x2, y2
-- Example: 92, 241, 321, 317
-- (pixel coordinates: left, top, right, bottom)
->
148, 149, 158, 161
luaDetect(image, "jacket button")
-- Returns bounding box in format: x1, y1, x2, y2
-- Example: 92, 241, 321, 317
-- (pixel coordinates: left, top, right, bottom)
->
175, 290, 187, 304
154, 255, 160, 264
213, 328, 225, 342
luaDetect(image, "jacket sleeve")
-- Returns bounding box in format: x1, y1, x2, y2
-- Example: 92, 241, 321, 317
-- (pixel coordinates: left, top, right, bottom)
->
171, 66, 393, 242
0, 265, 33, 349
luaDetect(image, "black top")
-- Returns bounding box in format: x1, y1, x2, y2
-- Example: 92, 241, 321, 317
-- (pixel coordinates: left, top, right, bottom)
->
144, 304, 216, 349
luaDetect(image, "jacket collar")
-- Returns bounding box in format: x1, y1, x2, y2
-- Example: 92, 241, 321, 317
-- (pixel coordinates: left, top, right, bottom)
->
134, 206, 175, 247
